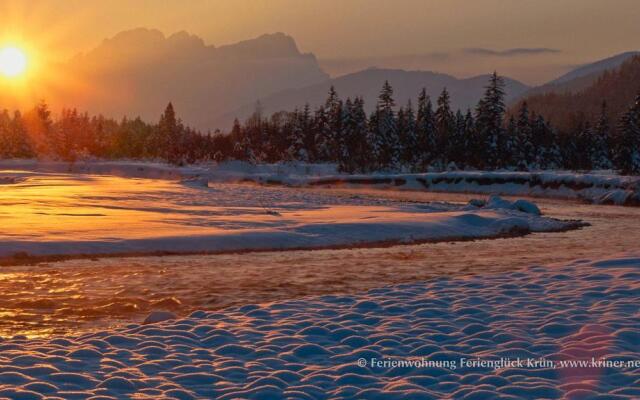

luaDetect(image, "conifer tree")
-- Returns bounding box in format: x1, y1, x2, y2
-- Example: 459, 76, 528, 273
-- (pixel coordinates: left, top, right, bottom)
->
449, 110, 467, 168
592, 101, 613, 170
475, 72, 506, 169
614, 93, 640, 174
371, 81, 399, 170
398, 100, 417, 169
435, 88, 454, 168
514, 102, 535, 170
415, 88, 437, 171
157, 102, 184, 164
349, 97, 371, 172
8, 111, 33, 158
324, 86, 343, 161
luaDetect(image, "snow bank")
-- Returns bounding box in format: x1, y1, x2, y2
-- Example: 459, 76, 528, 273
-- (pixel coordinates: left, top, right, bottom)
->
0, 255, 638, 398
206, 164, 640, 207
0, 171, 577, 260
3, 160, 639, 206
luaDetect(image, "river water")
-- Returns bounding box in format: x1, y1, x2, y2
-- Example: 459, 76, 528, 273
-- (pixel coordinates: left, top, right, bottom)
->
1, 187, 639, 338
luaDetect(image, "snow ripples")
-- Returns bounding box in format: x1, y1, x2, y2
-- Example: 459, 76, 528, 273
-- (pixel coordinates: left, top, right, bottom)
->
0, 256, 638, 399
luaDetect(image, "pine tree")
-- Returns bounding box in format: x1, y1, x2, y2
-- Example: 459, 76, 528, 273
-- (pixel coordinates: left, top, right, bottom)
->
338, 97, 369, 173
449, 110, 467, 168
592, 101, 613, 170
287, 105, 311, 162
398, 100, 417, 169
576, 120, 594, 170
513, 102, 535, 170
8, 111, 33, 158
533, 114, 561, 169
475, 72, 507, 169
463, 109, 476, 168
231, 118, 253, 162
614, 93, 640, 174
349, 97, 371, 172
324, 86, 343, 161
157, 102, 184, 164
371, 81, 399, 170
435, 88, 454, 168
312, 106, 331, 162
505, 115, 518, 169
415, 88, 437, 171
0, 110, 11, 158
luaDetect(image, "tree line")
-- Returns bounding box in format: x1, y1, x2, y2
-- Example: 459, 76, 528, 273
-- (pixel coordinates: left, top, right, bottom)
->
1, 73, 639, 174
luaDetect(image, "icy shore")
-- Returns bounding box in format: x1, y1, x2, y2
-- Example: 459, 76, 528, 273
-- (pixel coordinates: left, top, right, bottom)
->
0, 255, 638, 399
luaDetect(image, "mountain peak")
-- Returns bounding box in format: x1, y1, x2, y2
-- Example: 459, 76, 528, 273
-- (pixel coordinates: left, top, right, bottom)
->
105, 27, 166, 46
217, 32, 302, 58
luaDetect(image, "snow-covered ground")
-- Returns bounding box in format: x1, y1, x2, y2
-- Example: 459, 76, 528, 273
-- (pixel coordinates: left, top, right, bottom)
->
2, 160, 639, 206
204, 161, 640, 207
0, 169, 576, 260
0, 255, 638, 399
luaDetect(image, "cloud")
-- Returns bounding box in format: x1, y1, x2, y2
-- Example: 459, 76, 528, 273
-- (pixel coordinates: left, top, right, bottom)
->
464, 47, 562, 57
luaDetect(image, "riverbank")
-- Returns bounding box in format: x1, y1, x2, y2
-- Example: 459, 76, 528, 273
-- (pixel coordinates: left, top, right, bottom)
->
1, 160, 639, 206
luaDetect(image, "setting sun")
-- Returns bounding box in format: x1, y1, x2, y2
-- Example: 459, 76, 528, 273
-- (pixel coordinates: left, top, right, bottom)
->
0, 46, 27, 77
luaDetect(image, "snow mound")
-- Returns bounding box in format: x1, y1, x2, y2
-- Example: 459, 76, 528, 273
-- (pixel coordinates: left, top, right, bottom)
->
468, 195, 541, 215
0, 255, 638, 398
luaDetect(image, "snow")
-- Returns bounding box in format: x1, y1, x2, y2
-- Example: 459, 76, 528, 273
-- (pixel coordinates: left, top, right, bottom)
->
0, 168, 576, 260
0, 255, 637, 398
2, 160, 639, 206
203, 161, 640, 207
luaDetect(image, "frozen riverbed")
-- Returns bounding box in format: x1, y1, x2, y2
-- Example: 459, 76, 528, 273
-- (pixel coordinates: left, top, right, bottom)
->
0, 254, 638, 399
0, 170, 574, 260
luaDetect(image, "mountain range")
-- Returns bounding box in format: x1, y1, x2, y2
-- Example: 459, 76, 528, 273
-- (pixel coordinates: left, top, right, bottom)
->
512, 54, 640, 131
217, 68, 530, 129
56, 28, 328, 131
48, 28, 639, 132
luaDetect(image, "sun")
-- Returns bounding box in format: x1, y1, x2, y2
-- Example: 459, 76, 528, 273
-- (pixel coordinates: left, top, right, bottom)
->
0, 46, 27, 78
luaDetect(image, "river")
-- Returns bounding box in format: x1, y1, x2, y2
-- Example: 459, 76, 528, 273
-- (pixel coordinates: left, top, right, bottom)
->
1, 186, 639, 338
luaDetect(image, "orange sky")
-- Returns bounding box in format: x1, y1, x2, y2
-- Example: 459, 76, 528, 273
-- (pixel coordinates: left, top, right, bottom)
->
0, 0, 639, 85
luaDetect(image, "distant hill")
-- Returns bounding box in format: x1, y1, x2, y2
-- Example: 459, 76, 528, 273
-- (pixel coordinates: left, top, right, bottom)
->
217, 68, 530, 129
512, 55, 640, 131
54, 28, 329, 131
519, 51, 640, 99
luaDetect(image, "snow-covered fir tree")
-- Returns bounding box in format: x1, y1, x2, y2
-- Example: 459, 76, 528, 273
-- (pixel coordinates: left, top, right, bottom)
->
592, 101, 613, 170
614, 93, 640, 174
371, 81, 400, 170
449, 110, 467, 168
415, 88, 437, 171
339, 97, 370, 173
475, 72, 506, 169
435, 88, 454, 168
513, 102, 535, 170
397, 100, 417, 169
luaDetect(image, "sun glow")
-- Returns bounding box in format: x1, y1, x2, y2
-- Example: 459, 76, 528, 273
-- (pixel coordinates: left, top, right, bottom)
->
0, 46, 27, 77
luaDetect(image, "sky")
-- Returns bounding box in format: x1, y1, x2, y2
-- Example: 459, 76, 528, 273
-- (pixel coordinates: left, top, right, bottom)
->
1, 0, 639, 84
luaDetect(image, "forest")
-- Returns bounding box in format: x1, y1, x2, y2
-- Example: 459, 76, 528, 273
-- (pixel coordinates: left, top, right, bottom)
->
1, 73, 639, 174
